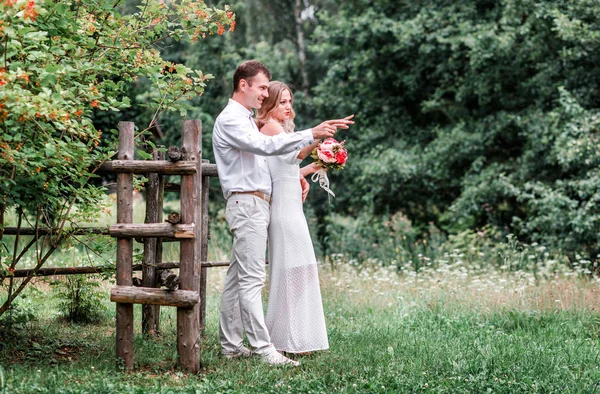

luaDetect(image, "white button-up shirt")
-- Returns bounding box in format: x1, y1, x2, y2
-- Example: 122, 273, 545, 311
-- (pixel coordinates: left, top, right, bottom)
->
213, 99, 314, 199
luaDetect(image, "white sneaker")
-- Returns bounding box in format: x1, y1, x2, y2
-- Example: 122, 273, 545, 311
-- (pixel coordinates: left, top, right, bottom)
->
223, 346, 252, 359
263, 351, 300, 367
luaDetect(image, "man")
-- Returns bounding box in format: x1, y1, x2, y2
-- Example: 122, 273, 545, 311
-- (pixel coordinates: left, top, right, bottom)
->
212, 60, 352, 366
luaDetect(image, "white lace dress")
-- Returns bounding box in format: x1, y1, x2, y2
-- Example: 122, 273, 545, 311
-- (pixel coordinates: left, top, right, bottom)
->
265, 149, 329, 353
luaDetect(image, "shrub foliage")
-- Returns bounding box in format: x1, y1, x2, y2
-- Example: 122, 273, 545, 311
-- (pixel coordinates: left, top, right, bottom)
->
310, 0, 600, 258
0, 0, 234, 316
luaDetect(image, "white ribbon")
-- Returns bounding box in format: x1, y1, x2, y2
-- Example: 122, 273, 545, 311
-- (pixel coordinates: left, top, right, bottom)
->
311, 168, 335, 202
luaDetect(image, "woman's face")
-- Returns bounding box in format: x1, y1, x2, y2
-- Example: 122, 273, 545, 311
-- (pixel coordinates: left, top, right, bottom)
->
272, 89, 292, 122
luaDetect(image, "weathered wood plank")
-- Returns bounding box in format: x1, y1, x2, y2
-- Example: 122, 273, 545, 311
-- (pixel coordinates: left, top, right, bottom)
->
109, 223, 195, 239
4, 260, 237, 279
2, 227, 109, 236
155, 147, 166, 333
100, 160, 196, 175
201, 163, 218, 177
177, 119, 201, 373
116, 121, 134, 371
142, 147, 160, 336
199, 165, 210, 333
110, 286, 199, 307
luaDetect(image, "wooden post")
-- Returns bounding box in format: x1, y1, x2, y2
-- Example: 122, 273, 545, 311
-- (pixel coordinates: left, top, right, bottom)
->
177, 120, 202, 373
142, 148, 160, 336
116, 121, 134, 371
155, 146, 166, 333
199, 160, 209, 333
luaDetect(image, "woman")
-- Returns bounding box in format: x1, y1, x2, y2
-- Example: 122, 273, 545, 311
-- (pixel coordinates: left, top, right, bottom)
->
257, 81, 329, 355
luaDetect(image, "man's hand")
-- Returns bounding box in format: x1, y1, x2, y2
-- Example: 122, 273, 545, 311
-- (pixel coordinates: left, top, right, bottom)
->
311, 115, 354, 140
300, 177, 310, 203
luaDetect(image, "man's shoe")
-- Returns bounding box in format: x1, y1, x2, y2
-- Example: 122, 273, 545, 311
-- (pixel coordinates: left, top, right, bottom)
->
263, 351, 300, 367
223, 346, 252, 359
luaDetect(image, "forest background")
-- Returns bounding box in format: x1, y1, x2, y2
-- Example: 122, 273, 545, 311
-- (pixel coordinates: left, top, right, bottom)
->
4, 0, 600, 270
125, 0, 600, 268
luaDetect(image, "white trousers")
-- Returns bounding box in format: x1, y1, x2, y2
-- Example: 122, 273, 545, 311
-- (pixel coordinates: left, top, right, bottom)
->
219, 194, 276, 355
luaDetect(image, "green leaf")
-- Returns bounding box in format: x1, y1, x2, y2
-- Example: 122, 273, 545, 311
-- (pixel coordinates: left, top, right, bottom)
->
44, 143, 57, 158
138, 151, 152, 160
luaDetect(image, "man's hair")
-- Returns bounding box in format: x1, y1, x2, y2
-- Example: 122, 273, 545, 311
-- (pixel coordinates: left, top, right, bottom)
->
233, 60, 271, 92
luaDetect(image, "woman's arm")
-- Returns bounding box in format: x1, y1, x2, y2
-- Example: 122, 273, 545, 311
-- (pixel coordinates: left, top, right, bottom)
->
297, 139, 319, 160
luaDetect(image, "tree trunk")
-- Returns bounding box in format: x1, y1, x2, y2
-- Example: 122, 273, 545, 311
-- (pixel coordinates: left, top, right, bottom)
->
294, 0, 310, 97
142, 147, 161, 337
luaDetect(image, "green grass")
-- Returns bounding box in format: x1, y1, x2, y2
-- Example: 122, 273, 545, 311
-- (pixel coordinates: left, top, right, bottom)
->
0, 263, 599, 393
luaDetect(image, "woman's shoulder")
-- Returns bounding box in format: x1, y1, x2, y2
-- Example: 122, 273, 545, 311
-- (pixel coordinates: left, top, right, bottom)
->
260, 120, 284, 136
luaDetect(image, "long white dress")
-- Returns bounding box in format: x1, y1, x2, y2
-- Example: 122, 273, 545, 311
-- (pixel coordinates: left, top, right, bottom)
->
265, 149, 329, 353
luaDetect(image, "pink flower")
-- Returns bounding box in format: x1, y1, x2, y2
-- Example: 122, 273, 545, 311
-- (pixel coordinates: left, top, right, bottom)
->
335, 150, 347, 165
311, 138, 348, 169
317, 148, 337, 163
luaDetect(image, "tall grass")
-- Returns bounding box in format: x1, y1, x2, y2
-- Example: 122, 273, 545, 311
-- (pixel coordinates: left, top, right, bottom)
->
1, 198, 599, 392
321, 211, 599, 277
0, 258, 599, 393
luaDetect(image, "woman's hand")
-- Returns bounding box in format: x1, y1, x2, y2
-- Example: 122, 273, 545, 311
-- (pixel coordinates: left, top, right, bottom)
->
300, 177, 310, 202
300, 162, 325, 178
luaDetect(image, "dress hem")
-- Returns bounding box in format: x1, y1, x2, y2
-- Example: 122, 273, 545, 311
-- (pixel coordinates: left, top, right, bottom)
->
275, 347, 330, 354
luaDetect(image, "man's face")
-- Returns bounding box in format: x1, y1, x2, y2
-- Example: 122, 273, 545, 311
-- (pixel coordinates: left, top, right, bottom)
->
241, 72, 269, 110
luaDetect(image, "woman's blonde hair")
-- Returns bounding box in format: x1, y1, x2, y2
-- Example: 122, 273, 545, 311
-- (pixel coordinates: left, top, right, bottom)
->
256, 81, 295, 133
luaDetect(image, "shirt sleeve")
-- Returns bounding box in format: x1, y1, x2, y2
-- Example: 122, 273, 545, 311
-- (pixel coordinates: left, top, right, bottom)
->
215, 115, 314, 156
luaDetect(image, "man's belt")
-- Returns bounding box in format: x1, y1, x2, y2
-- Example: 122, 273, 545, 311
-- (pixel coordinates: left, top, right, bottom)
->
231, 191, 272, 204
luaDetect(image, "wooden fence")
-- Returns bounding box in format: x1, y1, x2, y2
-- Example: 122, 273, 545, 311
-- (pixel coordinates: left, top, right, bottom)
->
2, 120, 225, 373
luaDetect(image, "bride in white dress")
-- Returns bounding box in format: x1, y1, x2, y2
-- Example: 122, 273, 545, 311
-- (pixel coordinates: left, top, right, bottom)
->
257, 81, 329, 355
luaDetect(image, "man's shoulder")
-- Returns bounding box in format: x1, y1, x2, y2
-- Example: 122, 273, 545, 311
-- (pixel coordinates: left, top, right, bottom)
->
215, 106, 245, 128
214, 105, 230, 123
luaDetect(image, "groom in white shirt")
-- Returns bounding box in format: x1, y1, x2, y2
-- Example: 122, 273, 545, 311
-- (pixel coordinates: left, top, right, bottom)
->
213, 60, 352, 366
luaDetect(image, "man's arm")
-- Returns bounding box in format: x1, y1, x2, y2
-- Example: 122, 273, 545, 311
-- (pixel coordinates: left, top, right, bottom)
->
306, 115, 355, 140
215, 116, 313, 156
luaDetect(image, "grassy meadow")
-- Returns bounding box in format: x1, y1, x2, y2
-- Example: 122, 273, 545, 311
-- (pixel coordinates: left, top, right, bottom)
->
1, 261, 599, 393
1, 200, 600, 393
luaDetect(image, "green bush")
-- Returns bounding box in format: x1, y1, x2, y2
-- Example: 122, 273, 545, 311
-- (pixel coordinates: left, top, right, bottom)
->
0, 0, 235, 318
310, 0, 600, 259
0, 298, 36, 328
51, 276, 106, 324
323, 211, 439, 270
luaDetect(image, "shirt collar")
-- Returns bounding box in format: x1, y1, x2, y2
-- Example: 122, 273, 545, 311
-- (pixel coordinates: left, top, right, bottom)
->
228, 98, 254, 118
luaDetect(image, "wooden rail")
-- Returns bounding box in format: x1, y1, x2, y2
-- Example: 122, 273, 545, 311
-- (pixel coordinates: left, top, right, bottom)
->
99, 160, 196, 175
110, 286, 199, 308
109, 223, 195, 239
2, 227, 109, 236
98, 161, 218, 177
4, 261, 233, 279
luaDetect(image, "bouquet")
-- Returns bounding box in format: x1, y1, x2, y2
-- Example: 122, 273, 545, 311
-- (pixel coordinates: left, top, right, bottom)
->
310, 138, 348, 200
